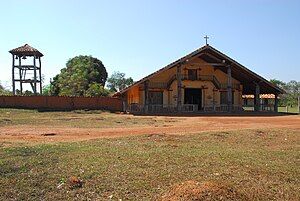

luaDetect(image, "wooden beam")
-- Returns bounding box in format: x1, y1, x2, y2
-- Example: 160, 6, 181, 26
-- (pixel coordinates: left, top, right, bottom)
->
12, 55, 15, 95
202, 52, 223, 63
39, 57, 42, 94
18, 57, 22, 94
33, 57, 37, 95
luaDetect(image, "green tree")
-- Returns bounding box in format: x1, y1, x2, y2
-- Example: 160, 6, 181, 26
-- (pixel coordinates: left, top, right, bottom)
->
50, 55, 108, 96
270, 79, 300, 106
0, 83, 12, 95
84, 83, 110, 97
42, 84, 51, 96
270, 79, 286, 90
285, 80, 300, 106
107, 71, 134, 92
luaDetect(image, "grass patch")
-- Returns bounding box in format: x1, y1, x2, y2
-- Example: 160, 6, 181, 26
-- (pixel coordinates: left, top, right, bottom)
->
278, 106, 299, 114
0, 109, 168, 128
0, 128, 299, 200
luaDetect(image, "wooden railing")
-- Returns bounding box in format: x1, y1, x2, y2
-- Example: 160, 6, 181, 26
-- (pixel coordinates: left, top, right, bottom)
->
127, 104, 243, 113
203, 104, 242, 112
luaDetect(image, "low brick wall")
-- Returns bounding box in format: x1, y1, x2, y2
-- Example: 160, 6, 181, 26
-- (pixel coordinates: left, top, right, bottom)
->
0, 96, 123, 111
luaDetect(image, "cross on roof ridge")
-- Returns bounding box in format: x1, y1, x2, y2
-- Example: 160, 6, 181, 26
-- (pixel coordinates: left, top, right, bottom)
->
204, 35, 209, 45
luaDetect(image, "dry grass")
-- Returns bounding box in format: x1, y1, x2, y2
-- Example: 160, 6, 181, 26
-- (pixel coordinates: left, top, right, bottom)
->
159, 180, 246, 201
0, 109, 169, 128
0, 125, 299, 200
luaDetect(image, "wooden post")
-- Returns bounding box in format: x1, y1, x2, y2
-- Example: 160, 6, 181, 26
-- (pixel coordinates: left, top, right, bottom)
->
12, 55, 15, 95
254, 83, 260, 112
18, 57, 22, 94
33, 57, 37, 95
202, 87, 205, 110
177, 63, 182, 112
274, 93, 278, 112
298, 96, 300, 114
121, 95, 127, 112
227, 65, 232, 112
39, 57, 42, 94
213, 89, 215, 112
144, 81, 149, 113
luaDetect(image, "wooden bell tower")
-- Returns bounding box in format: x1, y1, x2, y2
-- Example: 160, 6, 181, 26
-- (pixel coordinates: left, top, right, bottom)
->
9, 44, 43, 95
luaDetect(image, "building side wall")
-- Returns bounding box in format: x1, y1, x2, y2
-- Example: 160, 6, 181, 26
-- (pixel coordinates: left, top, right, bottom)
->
127, 85, 140, 104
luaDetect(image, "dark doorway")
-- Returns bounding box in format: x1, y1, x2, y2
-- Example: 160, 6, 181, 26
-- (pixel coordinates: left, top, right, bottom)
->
184, 88, 202, 110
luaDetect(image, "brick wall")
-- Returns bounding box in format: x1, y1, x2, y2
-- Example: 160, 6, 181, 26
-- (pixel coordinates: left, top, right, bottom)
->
0, 96, 123, 111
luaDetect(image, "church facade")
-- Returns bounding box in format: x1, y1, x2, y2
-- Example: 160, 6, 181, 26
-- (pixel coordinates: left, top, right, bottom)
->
115, 45, 283, 114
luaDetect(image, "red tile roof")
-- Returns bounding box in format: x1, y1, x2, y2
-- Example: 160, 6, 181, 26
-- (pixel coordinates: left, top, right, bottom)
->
9, 44, 43, 57
242, 94, 276, 99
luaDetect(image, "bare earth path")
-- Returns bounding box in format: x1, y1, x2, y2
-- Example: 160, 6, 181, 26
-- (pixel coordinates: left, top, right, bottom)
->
0, 115, 299, 143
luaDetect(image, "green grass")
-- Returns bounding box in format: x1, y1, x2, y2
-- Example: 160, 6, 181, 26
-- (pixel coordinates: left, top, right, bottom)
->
243, 106, 299, 114
278, 106, 299, 114
0, 128, 299, 200
0, 109, 170, 128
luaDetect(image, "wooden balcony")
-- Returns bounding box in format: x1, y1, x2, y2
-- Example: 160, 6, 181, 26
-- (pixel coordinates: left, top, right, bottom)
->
220, 83, 241, 90
140, 75, 240, 90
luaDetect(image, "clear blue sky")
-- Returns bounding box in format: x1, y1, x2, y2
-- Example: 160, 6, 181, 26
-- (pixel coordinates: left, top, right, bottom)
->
0, 0, 299, 89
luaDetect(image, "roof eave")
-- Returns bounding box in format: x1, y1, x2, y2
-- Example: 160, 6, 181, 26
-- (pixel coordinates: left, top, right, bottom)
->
118, 44, 284, 95
118, 45, 210, 94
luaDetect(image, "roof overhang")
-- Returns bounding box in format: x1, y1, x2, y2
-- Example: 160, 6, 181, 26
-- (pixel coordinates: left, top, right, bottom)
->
116, 45, 284, 96
9, 44, 44, 57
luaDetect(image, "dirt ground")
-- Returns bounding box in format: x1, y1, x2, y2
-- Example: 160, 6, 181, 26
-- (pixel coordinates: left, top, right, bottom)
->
0, 114, 299, 144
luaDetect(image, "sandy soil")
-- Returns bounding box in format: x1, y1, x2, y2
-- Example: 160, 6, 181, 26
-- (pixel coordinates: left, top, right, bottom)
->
0, 115, 299, 143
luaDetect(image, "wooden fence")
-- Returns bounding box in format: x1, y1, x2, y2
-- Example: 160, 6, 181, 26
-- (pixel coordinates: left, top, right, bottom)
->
0, 96, 123, 111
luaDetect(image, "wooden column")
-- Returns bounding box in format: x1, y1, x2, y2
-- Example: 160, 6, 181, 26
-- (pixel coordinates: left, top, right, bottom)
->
18, 57, 22, 94
144, 81, 149, 113
274, 93, 278, 112
39, 57, 42, 94
227, 65, 232, 112
254, 83, 260, 111
12, 55, 15, 95
121, 95, 127, 112
298, 96, 300, 114
212, 89, 216, 111
33, 57, 37, 95
177, 63, 182, 112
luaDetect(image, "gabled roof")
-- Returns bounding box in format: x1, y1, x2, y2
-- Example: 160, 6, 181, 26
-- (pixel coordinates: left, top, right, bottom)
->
9, 44, 43, 57
117, 44, 284, 95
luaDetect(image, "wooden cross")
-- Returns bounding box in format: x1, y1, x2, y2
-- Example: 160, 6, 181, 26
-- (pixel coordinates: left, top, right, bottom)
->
204, 35, 209, 45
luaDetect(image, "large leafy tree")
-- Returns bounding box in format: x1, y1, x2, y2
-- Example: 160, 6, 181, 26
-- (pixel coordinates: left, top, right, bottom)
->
50, 56, 108, 96
107, 71, 134, 92
270, 79, 300, 106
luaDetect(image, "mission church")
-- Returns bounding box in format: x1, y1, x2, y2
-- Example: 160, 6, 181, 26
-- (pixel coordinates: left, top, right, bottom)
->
115, 40, 283, 114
